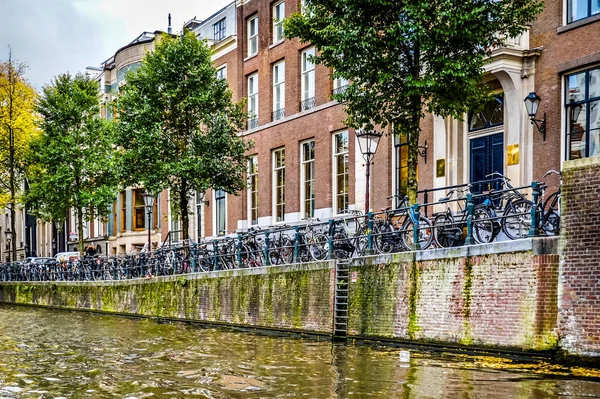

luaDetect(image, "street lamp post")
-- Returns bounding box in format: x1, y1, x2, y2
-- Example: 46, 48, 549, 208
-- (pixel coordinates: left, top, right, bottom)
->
355, 130, 383, 213
142, 192, 155, 253
4, 230, 12, 263
196, 191, 209, 243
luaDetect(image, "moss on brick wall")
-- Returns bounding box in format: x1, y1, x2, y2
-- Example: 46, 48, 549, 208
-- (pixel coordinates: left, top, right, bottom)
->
0, 262, 334, 334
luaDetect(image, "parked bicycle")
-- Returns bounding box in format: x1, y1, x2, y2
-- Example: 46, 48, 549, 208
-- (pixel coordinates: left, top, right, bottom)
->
373, 195, 433, 254
432, 185, 497, 247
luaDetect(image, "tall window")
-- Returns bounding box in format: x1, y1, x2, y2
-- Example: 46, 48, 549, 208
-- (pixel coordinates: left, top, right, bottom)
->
273, 148, 286, 222
247, 15, 258, 57
333, 131, 349, 214
112, 200, 117, 236
248, 156, 259, 225
394, 133, 409, 208
273, 61, 285, 120
248, 73, 259, 129
301, 47, 316, 111
566, 67, 600, 160
273, 1, 285, 43
213, 18, 226, 41
301, 140, 315, 218
133, 190, 147, 230
215, 190, 226, 235
217, 65, 227, 80
333, 75, 349, 96
120, 191, 126, 232
567, 0, 600, 23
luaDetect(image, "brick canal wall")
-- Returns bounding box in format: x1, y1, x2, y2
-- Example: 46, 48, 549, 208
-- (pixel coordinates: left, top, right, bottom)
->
559, 156, 600, 359
0, 262, 336, 335
0, 238, 560, 353
347, 239, 559, 351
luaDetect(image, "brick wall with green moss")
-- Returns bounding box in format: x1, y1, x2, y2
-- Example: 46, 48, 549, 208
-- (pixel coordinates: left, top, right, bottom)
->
0, 262, 334, 334
347, 239, 559, 351
0, 239, 560, 352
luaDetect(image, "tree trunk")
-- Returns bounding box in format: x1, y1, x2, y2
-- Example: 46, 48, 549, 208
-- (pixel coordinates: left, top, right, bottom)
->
180, 179, 189, 240
407, 45, 422, 205
8, 53, 17, 262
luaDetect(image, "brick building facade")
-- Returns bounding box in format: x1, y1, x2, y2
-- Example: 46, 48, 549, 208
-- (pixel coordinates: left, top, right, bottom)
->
191, 0, 599, 241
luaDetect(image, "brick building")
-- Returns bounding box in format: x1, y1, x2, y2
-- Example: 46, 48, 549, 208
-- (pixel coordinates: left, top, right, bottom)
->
190, 0, 599, 241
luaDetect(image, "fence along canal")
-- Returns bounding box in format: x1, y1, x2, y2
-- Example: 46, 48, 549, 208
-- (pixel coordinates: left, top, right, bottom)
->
0, 173, 561, 282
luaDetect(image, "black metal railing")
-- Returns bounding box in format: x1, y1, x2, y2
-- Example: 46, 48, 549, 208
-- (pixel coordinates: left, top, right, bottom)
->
272, 108, 286, 121
333, 85, 348, 96
247, 118, 259, 130
0, 175, 560, 283
300, 97, 316, 112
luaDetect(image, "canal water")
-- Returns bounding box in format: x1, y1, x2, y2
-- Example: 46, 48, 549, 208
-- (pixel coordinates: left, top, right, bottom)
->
1, 306, 599, 398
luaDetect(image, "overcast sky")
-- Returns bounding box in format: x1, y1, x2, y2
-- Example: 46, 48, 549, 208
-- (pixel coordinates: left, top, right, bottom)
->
0, 0, 232, 90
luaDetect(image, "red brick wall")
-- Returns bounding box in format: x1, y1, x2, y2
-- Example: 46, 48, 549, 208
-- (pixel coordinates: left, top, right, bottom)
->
558, 156, 600, 356
348, 241, 559, 350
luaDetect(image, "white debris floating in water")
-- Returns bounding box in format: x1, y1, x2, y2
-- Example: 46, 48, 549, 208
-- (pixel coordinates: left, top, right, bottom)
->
399, 350, 410, 363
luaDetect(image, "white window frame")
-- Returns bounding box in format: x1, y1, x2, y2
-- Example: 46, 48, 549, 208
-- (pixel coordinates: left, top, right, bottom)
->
332, 72, 349, 95
213, 189, 228, 236
300, 140, 315, 219
217, 65, 227, 80
272, 148, 286, 223
273, 0, 285, 43
273, 61, 285, 118
301, 47, 316, 106
248, 15, 259, 57
248, 73, 259, 123
332, 131, 349, 215
248, 156, 259, 226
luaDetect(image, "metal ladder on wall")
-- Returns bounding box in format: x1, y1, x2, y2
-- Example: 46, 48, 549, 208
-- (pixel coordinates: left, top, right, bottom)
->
333, 260, 349, 341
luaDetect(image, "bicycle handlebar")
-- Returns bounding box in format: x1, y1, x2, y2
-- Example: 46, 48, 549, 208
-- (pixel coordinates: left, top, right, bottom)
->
485, 172, 510, 181
542, 169, 561, 179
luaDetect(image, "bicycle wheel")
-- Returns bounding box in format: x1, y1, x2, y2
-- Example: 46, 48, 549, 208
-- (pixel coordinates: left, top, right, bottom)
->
308, 233, 328, 261
373, 222, 395, 254
473, 208, 494, 244
401, 216, 433, 251
502, 199, 532, 240
541, 191, 560, 236
433, 214, 458, 248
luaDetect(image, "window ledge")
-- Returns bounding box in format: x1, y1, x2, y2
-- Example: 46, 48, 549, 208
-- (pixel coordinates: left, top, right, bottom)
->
244, 53, 258, 62
557, 13, 600, 34
269, 40, 284, 50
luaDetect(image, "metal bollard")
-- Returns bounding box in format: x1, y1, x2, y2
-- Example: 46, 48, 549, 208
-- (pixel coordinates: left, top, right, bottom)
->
294, 226, 300, 264
264, 231, 271, 266
237, 234, 243, 267
464, 193, 475, 245
367, 212, 374, 252
412, 204, 421, 251
529, 181, 540, 237
213, 239, 219, 271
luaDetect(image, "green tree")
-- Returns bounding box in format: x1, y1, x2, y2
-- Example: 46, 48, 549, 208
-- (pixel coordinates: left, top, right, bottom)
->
26, 73, 118, 255
286, 0, 543, 201
116, 31, 250, 240
0, 49, 39, 261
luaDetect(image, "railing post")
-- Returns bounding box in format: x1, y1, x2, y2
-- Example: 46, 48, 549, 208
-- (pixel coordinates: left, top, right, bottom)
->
423, 190, 429, 217
464, 193, 475, 245
294, 226, 300, 264
191, 243, 198, 273
213, 239, 219, 271
412, 204, 421, 251
529, 181, 541, 237
367, 212, 374, 252
328, 219, 334, 259
237, 234, 243, 267
264, 231, 271, 266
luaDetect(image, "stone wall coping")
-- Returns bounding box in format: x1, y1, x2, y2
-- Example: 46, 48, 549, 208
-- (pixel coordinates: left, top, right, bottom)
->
350, 237, 558, 265
563, 155, 600, 171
